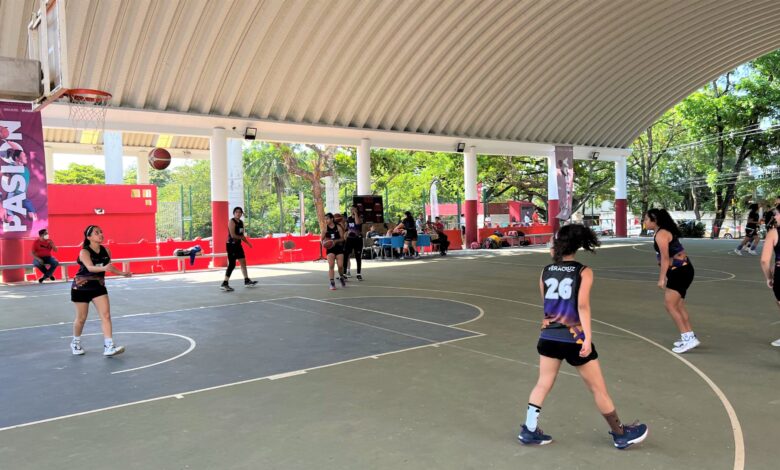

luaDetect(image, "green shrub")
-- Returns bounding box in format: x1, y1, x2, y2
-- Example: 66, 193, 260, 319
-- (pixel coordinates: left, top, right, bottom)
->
678, 220, 705, 238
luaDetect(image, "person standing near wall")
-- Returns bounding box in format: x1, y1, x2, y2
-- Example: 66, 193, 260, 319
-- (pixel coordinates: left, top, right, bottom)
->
221, 207, 258, 292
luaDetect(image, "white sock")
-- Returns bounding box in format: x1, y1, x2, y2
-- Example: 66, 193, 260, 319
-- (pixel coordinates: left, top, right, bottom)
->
72, 336, 81, 343
682, 331, 694, 341
104, 337, 113, 347
525, 404, 541, 431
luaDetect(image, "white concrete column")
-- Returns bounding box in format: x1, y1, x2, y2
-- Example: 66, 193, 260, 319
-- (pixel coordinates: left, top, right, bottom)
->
464, 146, 478, 245
357, 138, 371, 195
614, 158, 628, 237
547, 153, 559, 200
615, 158, 627, 199
323, 176, 340, 213
464, 147, 477, 200
136, 150, 150, 184
103, 131, 124, 184
227, 139, 245, 211
210, 127, 229, 266
211, 128, 228, 202
44, 146, 54, 184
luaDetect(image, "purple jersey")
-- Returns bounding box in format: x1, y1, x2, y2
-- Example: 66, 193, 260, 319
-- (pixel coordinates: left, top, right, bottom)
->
540, 261, 585, 343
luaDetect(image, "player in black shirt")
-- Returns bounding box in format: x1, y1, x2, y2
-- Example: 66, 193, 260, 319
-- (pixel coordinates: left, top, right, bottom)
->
221, 207, 257, 291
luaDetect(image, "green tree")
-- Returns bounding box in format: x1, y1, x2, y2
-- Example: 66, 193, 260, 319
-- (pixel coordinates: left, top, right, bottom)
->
244, 143, 292, 234
124, 164, 173, 186
157, 160, 212, 239
677, 57, 780, 233
54, 163, 105, 184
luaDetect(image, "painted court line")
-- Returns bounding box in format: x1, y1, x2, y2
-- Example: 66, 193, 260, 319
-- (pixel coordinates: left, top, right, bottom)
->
265, 298, 485, 345
324, 295, 485, 326
0, 319, 481, 433
61, 331, 197, 375
363, 285, 744, 470
301, 297, 483, 335
0, 298, 298, 334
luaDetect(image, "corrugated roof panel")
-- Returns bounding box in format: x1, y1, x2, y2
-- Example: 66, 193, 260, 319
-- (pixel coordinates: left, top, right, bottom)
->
6, 0, 780, 148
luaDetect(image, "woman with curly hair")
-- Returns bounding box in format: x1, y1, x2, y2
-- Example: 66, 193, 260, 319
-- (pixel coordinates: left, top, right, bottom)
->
518, 224, 647, 450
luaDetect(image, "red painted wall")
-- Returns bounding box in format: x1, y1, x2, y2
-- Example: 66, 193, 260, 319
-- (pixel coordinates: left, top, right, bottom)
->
47, 184, 157, 245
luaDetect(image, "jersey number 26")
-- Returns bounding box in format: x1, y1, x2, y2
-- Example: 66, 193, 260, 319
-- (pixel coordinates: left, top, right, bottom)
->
544, 278, 573, 300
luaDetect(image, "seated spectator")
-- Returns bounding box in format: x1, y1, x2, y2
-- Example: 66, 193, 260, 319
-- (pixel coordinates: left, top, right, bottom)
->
31, 228, 59, 283
366, 224, 380, 238
427, 216, 450, 256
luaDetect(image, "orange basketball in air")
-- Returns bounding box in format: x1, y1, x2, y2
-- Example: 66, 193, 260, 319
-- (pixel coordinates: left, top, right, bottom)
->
148, 147, 172, 170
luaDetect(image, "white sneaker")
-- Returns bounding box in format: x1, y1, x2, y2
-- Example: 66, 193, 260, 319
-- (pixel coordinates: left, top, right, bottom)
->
673, 339, 685, 348
672, 337, 700, 354
71, 341, 85, 356
103, 344, 125, 357
771, 338, 780, 347
748, 249, 758, 255
734, 249, 743, 256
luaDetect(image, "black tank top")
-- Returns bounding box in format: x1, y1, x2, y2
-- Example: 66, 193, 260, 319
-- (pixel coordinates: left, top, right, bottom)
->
402, 217, 415, 231
747, 210, 759, 229
347, 216, 362, 238
325, 223, 341, 241
73, 245, 110, 289
774, 227, 780, 264
653, 231, 688, 268
228, 218, 244, 244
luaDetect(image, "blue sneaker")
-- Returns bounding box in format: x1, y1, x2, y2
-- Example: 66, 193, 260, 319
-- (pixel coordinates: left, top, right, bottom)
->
610, 422, 648, 449
518, 425, 552, 445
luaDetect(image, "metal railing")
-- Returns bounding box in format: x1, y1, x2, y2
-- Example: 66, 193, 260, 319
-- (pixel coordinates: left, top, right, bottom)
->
0, 253, 228, 282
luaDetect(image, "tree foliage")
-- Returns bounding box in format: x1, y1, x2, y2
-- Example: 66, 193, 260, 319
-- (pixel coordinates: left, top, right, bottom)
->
54, 163, 105, 184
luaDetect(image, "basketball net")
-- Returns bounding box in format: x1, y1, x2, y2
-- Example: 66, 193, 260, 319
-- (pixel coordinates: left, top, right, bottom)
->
65, 89, 112, 131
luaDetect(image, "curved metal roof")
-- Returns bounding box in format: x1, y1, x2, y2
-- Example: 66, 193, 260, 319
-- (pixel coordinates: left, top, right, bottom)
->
4, 0, 780, 149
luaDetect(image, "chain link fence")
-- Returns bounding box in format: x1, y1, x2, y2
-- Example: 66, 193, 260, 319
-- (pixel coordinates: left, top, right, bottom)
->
157, 201, 183, 240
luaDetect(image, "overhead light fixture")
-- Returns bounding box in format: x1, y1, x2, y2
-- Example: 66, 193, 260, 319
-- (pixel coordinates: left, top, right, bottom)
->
456, 142, 466, 153
155, 134, 174, 147
244, 127, 257, 140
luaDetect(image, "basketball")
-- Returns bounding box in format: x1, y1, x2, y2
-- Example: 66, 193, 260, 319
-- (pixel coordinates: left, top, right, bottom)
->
148, 147, 171, 170
322, 239, 335, 249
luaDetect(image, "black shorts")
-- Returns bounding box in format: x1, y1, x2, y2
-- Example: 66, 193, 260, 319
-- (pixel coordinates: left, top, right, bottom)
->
746, 226, 758, 237
226, 242, 245, 260
404, 229, 418, 241
326, 244, 344, 256
666, 261, 694, 298
773, 268, 780, 301
71, 286, 108, 303
345, 237, 362, 252
537, 338, 598, 366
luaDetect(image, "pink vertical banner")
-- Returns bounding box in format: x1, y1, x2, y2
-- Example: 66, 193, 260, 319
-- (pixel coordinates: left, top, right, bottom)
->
0, 101, 48, 239
554, 145, 574, 221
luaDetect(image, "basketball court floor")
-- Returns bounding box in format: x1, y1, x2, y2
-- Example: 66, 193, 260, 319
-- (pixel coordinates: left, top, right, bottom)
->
1, 239, 777, 469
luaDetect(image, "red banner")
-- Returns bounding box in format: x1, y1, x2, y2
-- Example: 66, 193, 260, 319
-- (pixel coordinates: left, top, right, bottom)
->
1, 101, 48, 239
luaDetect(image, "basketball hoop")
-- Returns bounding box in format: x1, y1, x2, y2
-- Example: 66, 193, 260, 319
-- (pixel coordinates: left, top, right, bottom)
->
65, 88, 112, 131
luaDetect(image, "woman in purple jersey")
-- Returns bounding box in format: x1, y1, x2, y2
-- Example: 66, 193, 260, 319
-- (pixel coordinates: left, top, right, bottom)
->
518, 224, 648, 450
